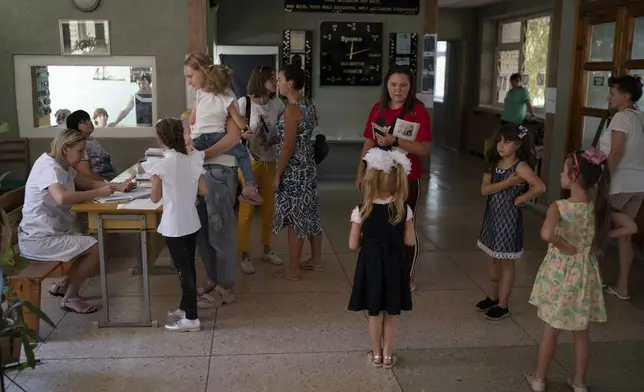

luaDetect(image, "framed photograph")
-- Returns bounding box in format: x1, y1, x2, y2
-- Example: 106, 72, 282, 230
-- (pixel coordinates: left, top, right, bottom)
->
59, 19, 111, 56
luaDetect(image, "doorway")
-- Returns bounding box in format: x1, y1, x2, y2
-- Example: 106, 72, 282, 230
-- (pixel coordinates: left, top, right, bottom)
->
214, 46, 279, 97
569, 2, 644, 152
432, 41, 466, 151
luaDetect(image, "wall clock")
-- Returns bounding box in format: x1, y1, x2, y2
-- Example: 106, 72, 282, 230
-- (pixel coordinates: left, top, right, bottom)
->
72, 0, 101, 12
320, 22, 383, 86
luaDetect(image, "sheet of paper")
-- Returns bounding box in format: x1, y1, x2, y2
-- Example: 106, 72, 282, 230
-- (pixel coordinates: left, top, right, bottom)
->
545, 87, 556, 114
117, 199, 162, 210
95, 189, 152, 203
136, 173, 152, 180
145, 148, 164, 157
392, 119, 420, 141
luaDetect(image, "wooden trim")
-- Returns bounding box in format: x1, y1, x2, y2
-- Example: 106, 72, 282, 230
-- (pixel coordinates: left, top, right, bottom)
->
581, 0, 641, 14
580, 107, 609, 117
187, 0, 207, 53
582, 62, 614, 70
624, 59, 644, 69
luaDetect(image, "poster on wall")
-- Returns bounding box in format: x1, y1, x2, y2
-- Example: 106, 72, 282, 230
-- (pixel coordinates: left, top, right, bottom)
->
282, 30, 313, 98
389, 33, 418, 75
285, 0, 419, 15
421, 34, 436, 94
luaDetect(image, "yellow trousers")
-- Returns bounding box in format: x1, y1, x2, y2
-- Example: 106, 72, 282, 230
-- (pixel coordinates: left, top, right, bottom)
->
237, 160, 276, 252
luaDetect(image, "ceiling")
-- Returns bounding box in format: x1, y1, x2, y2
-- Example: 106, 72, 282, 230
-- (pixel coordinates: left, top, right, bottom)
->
439, 0, 506, 7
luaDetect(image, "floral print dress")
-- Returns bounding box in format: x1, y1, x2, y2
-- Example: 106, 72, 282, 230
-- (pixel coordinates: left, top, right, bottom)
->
529, 200, 607, 331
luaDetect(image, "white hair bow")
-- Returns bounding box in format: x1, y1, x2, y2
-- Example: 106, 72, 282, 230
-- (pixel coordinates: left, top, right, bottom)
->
363, 147, 412, 175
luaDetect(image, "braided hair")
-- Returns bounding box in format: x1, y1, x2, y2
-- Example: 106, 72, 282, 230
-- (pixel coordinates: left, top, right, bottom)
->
155, 118, 187, 154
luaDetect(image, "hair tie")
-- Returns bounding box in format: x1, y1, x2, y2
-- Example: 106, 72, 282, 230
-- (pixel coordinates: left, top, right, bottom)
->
518, 125, 529, 139
362, 147, 411, 175
581, 147, 606, 166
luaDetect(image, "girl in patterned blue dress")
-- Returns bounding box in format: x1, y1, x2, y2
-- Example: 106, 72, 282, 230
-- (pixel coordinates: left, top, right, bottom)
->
475, 124, 546, 320
272, 65, 323, 281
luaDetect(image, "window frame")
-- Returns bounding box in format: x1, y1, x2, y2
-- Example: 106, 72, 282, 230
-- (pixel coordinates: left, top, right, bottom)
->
492, 12, 552, 113
434, 41, 449, 103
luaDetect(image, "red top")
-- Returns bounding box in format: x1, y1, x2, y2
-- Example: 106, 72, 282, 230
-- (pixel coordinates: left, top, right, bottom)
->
362, 102, 432, 180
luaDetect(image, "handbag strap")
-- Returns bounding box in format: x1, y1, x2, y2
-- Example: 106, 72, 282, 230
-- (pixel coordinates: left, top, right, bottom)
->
591, 112, 611, 148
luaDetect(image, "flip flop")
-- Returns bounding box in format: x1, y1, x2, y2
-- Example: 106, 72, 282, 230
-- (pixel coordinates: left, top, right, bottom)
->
49, 282, 66, 298
299, 259, 324, 272
61, 298, 98, 314
604, 286, 631, 300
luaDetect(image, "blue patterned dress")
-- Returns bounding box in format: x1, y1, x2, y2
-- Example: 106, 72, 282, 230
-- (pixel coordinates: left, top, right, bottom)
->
477, 161, 526, 259
272, 99, 322, 239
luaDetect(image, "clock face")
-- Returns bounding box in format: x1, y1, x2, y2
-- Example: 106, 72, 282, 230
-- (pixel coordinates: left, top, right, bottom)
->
320, 22, 383, 86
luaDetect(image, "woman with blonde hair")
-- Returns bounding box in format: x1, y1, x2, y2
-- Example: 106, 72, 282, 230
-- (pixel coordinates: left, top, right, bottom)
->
19, 129, 114, 314
182, 52, 244, 307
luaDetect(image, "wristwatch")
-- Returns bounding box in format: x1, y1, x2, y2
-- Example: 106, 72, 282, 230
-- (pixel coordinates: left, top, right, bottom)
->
393, 137, 400, 148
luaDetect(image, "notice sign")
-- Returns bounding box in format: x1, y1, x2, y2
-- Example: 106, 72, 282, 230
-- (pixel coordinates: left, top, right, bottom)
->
285, 0, 420, 15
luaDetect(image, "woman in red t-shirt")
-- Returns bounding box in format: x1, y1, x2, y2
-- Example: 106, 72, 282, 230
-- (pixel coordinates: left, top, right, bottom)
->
356, 67, 432, 291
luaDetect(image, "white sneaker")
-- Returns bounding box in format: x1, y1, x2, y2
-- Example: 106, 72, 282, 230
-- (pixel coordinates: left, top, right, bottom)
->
167, 309, 186, 321
240, 257, 255, 274
262, 251, 284, 265
164, 317, 201, 332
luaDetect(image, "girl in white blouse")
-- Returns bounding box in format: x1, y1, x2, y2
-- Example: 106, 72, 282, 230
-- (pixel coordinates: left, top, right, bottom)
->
19, 129, 114, 314
144, 118, 209, 332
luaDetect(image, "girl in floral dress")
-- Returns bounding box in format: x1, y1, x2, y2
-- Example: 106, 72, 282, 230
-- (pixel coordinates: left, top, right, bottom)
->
526, 148, 637, 392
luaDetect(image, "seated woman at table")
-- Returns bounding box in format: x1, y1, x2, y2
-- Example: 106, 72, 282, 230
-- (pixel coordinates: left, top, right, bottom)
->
67, 110, 120, 183
18, 129, 115, 314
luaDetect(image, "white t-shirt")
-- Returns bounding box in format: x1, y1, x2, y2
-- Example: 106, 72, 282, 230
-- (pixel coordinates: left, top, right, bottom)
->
19, 153, 77, 238
237, 96, 285, 162
142, 150, 204, 237
192, 89, 238, 167
598, 108, 644, 194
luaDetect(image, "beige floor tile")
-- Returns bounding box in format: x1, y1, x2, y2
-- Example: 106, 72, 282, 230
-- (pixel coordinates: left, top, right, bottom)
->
234, 254, 351, 294
417, 205, 486, 228
206, 352, 401, 392
555, 341, 644, 392
36, 297, 67, 341
393, 347, 570, 392
446, 250, 547, 289
251, 228, 335, 256
37, 295, 215, 359
12, 356, 209, 392
396, 290, 534, 349
212, 293, 369, 355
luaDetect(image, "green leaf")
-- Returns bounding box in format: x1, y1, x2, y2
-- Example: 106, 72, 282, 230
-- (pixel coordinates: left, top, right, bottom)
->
20, 333, 36, 369
0, 123, 8, 135
19, 301, 56, 328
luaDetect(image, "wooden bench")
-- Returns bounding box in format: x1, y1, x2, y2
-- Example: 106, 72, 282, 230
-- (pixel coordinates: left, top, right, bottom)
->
0, 187, 71, 335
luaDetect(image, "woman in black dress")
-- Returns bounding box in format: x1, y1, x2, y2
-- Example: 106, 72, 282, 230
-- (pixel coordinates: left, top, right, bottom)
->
348, 147, 416, 369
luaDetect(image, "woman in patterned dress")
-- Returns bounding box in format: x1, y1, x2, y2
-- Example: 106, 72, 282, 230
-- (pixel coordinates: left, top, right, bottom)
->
526, 149, 636, 392
272, 65, 323, 281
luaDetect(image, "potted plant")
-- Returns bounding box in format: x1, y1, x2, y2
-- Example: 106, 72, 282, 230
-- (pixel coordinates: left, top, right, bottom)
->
0, 173, 55, 392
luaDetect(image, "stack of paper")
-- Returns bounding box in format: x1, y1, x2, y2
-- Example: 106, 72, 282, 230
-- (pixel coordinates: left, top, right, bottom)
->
117, 199, 162, 210
136, 173, 152, 180
95, 189, 152, 204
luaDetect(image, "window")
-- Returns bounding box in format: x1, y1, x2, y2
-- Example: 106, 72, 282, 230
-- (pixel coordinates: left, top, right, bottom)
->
495, 15, 550, 108
434, 41, 448, 102
14, 55, 157, 138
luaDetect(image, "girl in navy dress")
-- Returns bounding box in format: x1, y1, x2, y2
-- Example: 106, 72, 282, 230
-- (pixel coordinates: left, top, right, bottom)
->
475, 124, 546, 320
348, 147, 416, 369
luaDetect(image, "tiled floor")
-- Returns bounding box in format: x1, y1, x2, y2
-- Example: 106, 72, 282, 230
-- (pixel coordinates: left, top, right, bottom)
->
9, 149, 644, 392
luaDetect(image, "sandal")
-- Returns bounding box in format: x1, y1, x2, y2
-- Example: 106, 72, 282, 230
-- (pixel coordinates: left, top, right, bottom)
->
367, 352, 382, 368
604, 286, 631, 300
61, 297, 97, 314
382, 354, 397, 369
525, 373, 546, 392
567, 378, 588, 392
299, 259, 324, 272
197, 281, 216, 296
49, 282, 66, 297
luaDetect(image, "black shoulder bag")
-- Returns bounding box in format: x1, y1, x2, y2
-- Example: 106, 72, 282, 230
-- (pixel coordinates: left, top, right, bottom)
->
312, 106, 329, 164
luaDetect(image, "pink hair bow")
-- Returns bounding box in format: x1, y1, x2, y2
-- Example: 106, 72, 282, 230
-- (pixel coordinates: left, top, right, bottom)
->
581, 147, 606, 166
